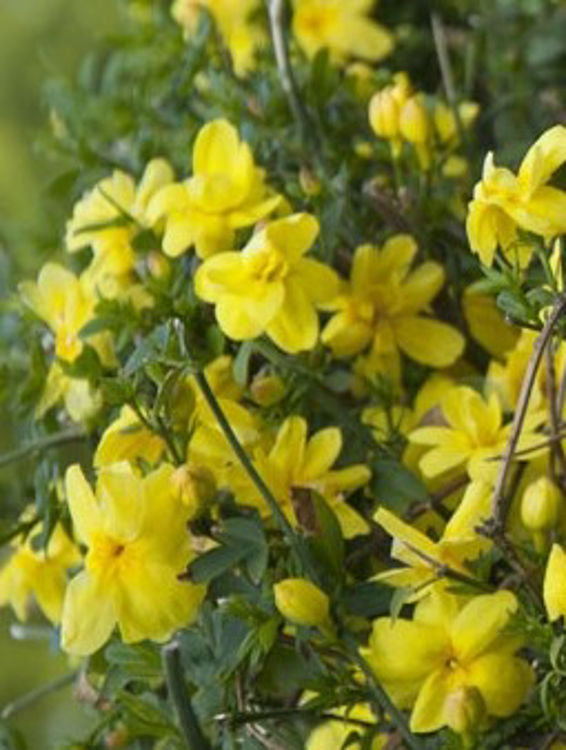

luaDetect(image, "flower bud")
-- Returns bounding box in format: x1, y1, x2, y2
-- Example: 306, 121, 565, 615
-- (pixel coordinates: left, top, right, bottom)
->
521, 476, 561, 532
544, 543, 566, 621
274, 578, 330, 628
391, 71, 412, 107
250, 373, 286, 406
434, 102, 457, 143
172, 463, 216, 517
445, 686, 485, 737
147, 251, 171, 280
400, 95, 430, 145
521, 476, 562, 553
369, 87, 400, 141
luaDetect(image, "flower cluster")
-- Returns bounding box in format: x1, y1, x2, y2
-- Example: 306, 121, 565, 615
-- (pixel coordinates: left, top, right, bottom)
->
4, 2, 566, 749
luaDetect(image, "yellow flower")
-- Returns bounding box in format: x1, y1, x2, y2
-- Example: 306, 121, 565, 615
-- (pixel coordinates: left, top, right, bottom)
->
231, 416, 371, 538
544, 543, 566, 621
273, 578, 330, 628
0, 517, 80, 624
19, 263, 115, 421
195, 213, 340, 353
171, 463, 216, 517
147, 119, 281, 259
467, 125, 566, 266
61, 462, 205, 655
306, 703, 386, 750
410, 385, 545, 481
434, 101, 479, 145
369, 85, 402, 157
321, 235, 464, 370
66, 159, 175, 276
373, 485, 492, 596
172, 0, 264, 77
292, 0, 393, 65
364, 588, 533, 733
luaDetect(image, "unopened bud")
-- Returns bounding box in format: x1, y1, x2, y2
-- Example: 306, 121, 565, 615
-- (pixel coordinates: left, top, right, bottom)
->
400, 95, 430, 145
147, 251, 171, 280
172, 463, 216, 517
250, 373, 286, 406
369, 87, 400, 141
434, 102, 457, 143
445, 686, 485, 737
521, 476, 561, 531
274, 578, 330, 629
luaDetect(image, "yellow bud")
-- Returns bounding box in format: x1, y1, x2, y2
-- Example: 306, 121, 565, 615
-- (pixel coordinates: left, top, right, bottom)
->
250, 373, 286, 406
299, 167, 322, 197
434, 102, 457, 143
274, 578, 330, 628
444, 686, 485, 737
172, 464, 216, 517
544, 543, 566, 621
354, 141, 374, 160
442, 155, 468, 179
521, 476, 562, 532
147, 251, 171, 280
391, 72, 412, 107
400, 95, 430, 145
458, 100, 480, 130
369, 87, 401, 141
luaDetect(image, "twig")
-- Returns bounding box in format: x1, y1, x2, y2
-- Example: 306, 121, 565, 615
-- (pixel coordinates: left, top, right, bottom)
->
162, 641, 211, 750
1, 671, 78, 720
546, 341, 566, 484
193, 369, 318, 581
234, 672, 287, 750
491, 296, 566, 532
216, 707, 375, 729
266, 0, 312, 148
0, 427, 87, 470
430, 12, 466, 147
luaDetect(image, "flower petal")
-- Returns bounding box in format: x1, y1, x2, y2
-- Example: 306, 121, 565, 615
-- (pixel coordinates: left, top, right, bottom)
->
61, 571, 116, 656
393, 316, 464, 367
451, 590, 518, 662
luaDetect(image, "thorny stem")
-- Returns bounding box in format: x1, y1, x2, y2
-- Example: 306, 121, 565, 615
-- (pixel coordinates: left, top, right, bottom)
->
162, 641, 211, 750
193, 369, 319, 582
1, 671, 78, 720
266, 0, 313, 150
0, 427, 87, 470
491, 295, 566, 532
216, 707, 374, 729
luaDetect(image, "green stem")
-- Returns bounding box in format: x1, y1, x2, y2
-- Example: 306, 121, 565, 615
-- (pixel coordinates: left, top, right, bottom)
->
193, 369, 318, 581
1, 671, 78, 720
0, 428, 87, 470
345, 642, 425, 750
217, 707, 374, 729
0, 515, 40, 546
162, 641, 211, 750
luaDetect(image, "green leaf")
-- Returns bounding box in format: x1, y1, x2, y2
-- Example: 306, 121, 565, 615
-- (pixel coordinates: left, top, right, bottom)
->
304, 491, 345, 584
341, 582, 392, 618
232, 341, 253, 388
371, 459, 428, 513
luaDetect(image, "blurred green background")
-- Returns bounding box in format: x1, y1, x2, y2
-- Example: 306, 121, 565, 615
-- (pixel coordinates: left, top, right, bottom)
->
0, 1, 118, 746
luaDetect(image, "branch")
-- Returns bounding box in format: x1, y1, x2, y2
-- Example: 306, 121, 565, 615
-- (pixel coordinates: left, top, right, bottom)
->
491, 296, 566, 531
0, 427, 87, 470
1, 671, 78, 720
266, 0, 312, 148
162, 641, 211, 750
430, 12, 466, 146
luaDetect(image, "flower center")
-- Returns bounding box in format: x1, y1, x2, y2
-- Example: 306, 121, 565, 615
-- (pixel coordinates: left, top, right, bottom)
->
247, 248, 289, 284
87, 533, 131, 578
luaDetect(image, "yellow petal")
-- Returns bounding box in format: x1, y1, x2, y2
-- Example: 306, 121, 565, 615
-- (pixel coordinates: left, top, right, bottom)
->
270, 416, 307, 479
451, 590, 518, 662
410, 668, 451, 733
65, 465, 101, 545
193, 119, 247, 178
293, 257, 340, 304
374, 507, 439, 561
97, 463, 144, 541
330, 500, 370, 538
398, 262, 445, 314
393, 316, 464, 367
265, 278, 319, 353
466, 652, 533, 717
61, 571, 116, 656
518, 125, 566, 196
33, 566, 67, 624
301, 427, 342, 480
544, 543, 566, 621
263, 213, 319, 263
